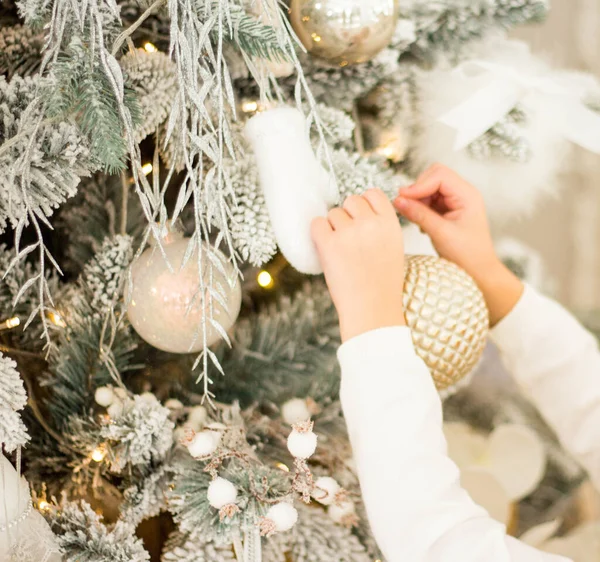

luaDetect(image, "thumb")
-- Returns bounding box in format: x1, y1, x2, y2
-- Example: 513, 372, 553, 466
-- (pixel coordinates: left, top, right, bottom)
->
394, 196, 446, 239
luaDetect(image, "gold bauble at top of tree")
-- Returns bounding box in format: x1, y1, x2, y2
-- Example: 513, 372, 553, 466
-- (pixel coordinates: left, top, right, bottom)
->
290, 0, 400, 65
403, 255, 489, 393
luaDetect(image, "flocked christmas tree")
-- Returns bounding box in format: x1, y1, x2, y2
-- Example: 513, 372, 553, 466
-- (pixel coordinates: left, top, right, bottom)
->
1, 0, 600, 560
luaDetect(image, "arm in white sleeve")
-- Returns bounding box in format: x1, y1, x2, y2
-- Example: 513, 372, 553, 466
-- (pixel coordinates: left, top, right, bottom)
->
490, 284, 600, 489
338, 327, 570, 562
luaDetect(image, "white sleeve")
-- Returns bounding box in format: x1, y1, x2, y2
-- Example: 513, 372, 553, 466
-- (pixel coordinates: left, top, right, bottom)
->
490, 284, 600, 489
338, 327, 571, 562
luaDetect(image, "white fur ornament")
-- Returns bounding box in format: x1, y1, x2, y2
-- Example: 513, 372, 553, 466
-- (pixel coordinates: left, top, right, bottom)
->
244, 107, 338, 274
287, 421, 317, 459
414, 37, 575, 222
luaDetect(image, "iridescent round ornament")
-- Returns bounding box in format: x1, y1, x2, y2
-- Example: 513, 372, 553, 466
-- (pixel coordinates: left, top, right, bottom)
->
290, 0, 399, 65
127, 231, 242, 353
403, 255, 489, 392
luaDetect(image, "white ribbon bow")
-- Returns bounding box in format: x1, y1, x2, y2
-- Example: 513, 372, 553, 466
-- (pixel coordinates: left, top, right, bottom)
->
438, 60, 600, 154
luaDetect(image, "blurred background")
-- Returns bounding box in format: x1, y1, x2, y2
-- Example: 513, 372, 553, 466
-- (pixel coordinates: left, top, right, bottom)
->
507, 0, 600, 311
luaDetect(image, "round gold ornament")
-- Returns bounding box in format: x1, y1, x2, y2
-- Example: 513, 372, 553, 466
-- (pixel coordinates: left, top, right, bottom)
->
290, 0, 400, 65
403, 255, 489, 392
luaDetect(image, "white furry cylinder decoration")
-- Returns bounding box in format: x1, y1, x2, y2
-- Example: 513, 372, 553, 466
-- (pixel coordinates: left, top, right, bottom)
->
414, 38, 576, 223
0, 455, 62, 562
244, 107, 338, 274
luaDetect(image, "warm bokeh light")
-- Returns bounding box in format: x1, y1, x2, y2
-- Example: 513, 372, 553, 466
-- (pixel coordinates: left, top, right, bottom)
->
275, 462, 290, 473
1, 316, 20, 330
38, 500, 50, 511
242, 100, 259, 113
257, 270, 274, 288
91, 446, 106, 462
47, 311, 66, 328
142, 163, 153, 175
144, 42, 157, 53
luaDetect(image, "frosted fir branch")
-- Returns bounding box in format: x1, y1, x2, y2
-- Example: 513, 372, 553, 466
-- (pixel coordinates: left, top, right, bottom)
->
100, 394, 174, 472
330, 148, 410, 202
0, 353, 31, 452
46, 36, 141, 173
120, 463, 172, 526
0, 75, 95, 233
120, 48, 178, 142
314, 104, 355, 146
467, 106, 531, 163
161, 531, 237, 562
0, 353, 28, 412
49, 500, 150, 562
220, 156, 277, 267
290, 502, 370, 562
0, 24, 44, 78
82, 235, 133, 315
409, 0, 549, 59
210, 282, 341, 407
276, 48, 401, 112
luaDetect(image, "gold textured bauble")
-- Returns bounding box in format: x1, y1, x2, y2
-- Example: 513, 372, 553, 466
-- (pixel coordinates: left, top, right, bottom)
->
290, 0, 399, 65
403, 255, 489, 392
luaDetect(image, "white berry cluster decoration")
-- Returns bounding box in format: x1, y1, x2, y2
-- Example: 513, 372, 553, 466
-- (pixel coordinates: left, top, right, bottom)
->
95, 385, 160, 418
207, 477, 240, 520
310, 476, 357, 527
286, 420, 317, 459
259, 502, 299, 537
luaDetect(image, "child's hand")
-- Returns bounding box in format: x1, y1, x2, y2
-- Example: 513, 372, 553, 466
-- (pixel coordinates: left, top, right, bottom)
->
311, 189, 406, 343
393, 164, 523, 326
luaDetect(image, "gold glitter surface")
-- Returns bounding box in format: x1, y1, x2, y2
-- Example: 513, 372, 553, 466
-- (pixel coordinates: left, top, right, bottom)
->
403, 255, 489, 391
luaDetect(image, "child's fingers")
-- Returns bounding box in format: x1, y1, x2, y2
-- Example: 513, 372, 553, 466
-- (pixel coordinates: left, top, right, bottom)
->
327, 207, 352, 230
311, 216, 333, 247
343, 194, 372, 218
394, 197, 446, 238
362, 188, 396, 217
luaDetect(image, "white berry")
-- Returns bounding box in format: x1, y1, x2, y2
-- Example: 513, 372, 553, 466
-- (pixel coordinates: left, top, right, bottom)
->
328, 500, 355, 524
107, 399, 124, 419
312, 477, 341, 506
206, 422, 226, 447
187, 431, 218, 458
165, 398, 184, 411
266, 503, 298, 532
139, 391, 158, 403
281, 398, 311, 425
187, 406, 208, 430
207, 477, 238, 509
287, 429, 317, 459
95, 386, 114, 408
